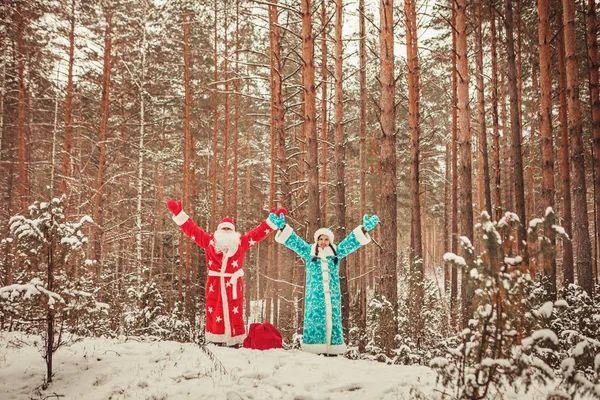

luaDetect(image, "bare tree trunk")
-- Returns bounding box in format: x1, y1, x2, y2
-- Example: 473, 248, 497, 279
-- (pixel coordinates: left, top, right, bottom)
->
528, 62, 538, 274
405, 0, 423, 339
233, 0, 240, 222
504, 0, 528, 265
302, 0, 320, 233
475, 0, 491, 217
320, 0, 328, 225
223, 2, 230, 216
556, 2, 574, 285
136, 16, 147, 284
183, 11, 193, 308
378, 0, 398, 354
211, 0, 219, 231
490, 2, 502, 221
358, 0, 368, 351
92, 10, 113, 269
61, 0, 76, 200
456, 0, 475, 328
586, 0, 600, 287
333, 0, 349, 340
50, 65, 60, 196
538, 0, 556, 298
16, 2, 28, 210
444, 141, 450, 292
450, 0, 458, 329
562, 0, 594, 295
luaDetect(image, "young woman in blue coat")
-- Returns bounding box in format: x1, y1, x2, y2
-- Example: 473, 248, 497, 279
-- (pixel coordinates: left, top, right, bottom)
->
275, 215, 379, 355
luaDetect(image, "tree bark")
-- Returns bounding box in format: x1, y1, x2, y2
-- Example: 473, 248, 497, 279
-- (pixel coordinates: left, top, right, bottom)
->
320, 0, 328, 225
333, 0, 348, 340
475, 0, 491, 217
378, 0, 398, 353
16, 2, 28, 210
490, 2, 502, 221
450, 0, 458, 329
358, 0, 368, 351
405, 0, 423, 339
538, 0, 556, 298
556, 2, 574, 285
61, 0, 76, 200
302, 0, 320, 233
562, 0, 594, 295
92, 9, 113, 268
456, 0, 475, 328
504, 0, 527, 265
223, 1, 230, 216
211, 0, 219, 231
586, 0, 600, 287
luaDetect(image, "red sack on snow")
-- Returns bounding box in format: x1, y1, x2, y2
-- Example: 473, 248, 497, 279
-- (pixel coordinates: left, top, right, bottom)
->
243, 322, 283, 350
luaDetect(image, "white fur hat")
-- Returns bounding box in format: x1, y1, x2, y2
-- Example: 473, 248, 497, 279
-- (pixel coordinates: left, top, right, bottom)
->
314, 228, 334, 244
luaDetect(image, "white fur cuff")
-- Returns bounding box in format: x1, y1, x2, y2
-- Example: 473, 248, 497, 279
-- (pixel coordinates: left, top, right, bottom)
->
265, 217, 278, 230
172, 211, 189, 226
353, 225, 371, 245
275, 224, 293, 244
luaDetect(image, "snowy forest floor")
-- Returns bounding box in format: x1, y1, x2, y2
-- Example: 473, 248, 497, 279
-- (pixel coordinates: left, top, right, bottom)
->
0, 332, 556, 400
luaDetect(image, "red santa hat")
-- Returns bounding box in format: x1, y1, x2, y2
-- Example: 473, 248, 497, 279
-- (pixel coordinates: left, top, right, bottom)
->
243, 322, 283, 350
217, 217, 235, 231
314, 227, 335, 244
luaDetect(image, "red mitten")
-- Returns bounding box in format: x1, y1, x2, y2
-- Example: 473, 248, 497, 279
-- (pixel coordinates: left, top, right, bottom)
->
276, 207, 287, 217
166, 200, 183, 215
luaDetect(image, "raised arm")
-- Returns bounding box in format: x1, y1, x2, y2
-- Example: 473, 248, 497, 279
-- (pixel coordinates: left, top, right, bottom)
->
275, 224, 312, 261
336, 215, 379, 259
166, 200, 211, 249
239, 208, 287, 250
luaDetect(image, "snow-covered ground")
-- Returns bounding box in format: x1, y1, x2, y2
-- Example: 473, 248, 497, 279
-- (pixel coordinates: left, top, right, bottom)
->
0, 332, 553, 400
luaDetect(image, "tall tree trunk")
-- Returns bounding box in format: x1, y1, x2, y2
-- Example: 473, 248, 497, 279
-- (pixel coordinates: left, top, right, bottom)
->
92, 10, 112, 268
233, 0, 240, 222
320, 0, 328, 225
136, 17, 147, 284
557, 2, 574, 285
562, 0, 594, 295
183, 11, 193, 307
528, 62, 538, 273
456, 0, 475, 328
501, 62, 512, 215
490, 1, 502, 221
211, 0, 219, 231
333, 0, 349, 340
223, 2, 230, 216
16, 2, 28, 210
586, 0, 600, 287
378, 0, 398, 354
358, 0, 368, 351
406, 0, 423, 339
444, 141, 451, 292
475, 0, 491, 217
538, 0, 556, 298
504, 0, 527, 265
50, 65, 60, 196
302, 0, 320, 232
61, 0, 76, 200
450, 0, 458, 329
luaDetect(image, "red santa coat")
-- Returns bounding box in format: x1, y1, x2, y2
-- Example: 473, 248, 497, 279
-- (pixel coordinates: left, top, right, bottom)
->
173, 211, 278, 346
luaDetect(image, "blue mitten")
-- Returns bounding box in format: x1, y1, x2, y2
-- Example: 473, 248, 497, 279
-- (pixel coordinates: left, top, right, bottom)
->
362, 214, 379, 232
268, 212, 286, 229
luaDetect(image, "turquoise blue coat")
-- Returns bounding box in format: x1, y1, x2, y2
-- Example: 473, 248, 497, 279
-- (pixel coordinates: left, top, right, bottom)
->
275, 225, 371, 354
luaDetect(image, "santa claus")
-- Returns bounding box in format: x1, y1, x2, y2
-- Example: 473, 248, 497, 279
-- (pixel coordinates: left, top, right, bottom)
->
166, 200, 286, 346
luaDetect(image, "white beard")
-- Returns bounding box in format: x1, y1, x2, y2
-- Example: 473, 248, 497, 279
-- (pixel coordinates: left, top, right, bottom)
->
213, 230, 241, 253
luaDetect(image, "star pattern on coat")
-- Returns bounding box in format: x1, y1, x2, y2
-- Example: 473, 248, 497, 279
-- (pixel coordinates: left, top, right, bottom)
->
249, 238, 256, 247
232, 260, 238, 267
209, 239, 215, 247
208, 307, 213, 313
232, 306, 239, 314
208, 260, 212, 266
264, 229, 271, 235
216, 316, 222, 323
209, 284, 214, 292
191, 236, 195, 240
226, 280, 232, 288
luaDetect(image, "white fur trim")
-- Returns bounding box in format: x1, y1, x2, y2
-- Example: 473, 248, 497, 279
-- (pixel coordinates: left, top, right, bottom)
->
265, 217, 278, 230
310, 243, 337, 257
172, 211, 189, 226
205, 331, 246, 346
353, 225, 371, 245
314, 227, 334, 243
217, 221, 235, 231
275, 224, 293, 243
301, 342, 347, 355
